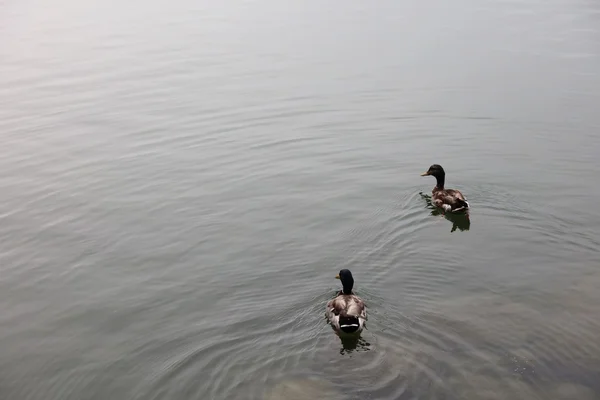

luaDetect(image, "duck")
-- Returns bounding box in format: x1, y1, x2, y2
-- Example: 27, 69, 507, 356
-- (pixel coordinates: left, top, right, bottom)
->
421, 164, 470, 213
326, 269, 366, 334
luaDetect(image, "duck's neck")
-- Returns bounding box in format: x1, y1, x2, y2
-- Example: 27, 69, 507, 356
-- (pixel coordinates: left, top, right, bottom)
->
434, 174, 445, 190
342, 284, 353, 295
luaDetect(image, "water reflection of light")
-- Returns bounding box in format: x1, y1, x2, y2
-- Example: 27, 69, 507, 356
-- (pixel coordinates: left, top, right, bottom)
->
265, 377, 343, 400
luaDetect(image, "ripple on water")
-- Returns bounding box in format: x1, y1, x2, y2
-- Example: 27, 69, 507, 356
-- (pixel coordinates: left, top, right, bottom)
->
129, 292, 330, 400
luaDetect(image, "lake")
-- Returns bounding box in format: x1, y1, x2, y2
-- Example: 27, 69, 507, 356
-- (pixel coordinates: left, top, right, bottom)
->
1, 0, 599, 399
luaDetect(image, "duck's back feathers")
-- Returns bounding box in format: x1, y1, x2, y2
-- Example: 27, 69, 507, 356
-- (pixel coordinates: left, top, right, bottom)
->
327, 294, 365, 318
433, 188, 469, 213
326, 294, 366, 334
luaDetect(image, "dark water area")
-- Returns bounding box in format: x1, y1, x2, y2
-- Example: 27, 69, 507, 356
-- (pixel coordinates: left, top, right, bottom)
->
1, 0, 600, 399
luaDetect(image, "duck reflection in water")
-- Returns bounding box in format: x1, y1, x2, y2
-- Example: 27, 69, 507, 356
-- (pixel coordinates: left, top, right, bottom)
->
420, 192, 471, 232
337, 334, 370, 355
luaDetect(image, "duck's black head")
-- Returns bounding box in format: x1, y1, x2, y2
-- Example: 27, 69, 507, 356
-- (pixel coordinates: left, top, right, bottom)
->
421, 164, 445, 188
335, 269, 354, 295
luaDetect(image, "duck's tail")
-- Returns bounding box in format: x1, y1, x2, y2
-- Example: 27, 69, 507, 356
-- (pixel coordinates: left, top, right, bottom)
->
338, 313, 361, 333
453, 199, 470, 212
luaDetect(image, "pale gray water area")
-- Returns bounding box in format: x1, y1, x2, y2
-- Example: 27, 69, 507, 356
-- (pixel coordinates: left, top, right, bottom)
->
1, 0, 600, 399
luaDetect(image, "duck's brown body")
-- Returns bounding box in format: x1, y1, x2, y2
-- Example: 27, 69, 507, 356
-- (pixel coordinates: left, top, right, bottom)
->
432, 187, 469, 212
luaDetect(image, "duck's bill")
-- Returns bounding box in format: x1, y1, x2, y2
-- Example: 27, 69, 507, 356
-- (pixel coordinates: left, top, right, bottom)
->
420, 172, 430, 176
335, 274, 340, 279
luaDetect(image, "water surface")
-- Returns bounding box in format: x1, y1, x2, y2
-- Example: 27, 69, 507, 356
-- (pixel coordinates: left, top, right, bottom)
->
1, 0, 600, 399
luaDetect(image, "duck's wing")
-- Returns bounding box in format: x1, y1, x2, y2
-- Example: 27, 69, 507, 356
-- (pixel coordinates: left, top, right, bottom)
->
326, 296, 343, 330
326, 295, 365, 318
446, 189, 467, 202
438, 189, 469, 211
346, 295, 366, 319
326, 295, 347, 318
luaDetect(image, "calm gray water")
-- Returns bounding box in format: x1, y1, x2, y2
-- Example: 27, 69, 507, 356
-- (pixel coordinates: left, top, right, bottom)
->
1, 0, 600, 399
